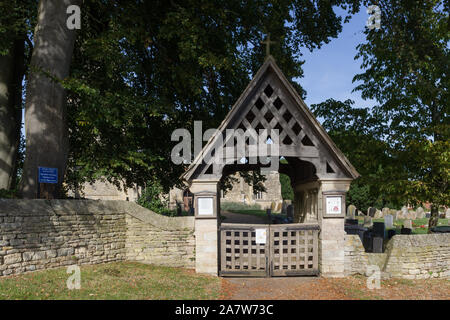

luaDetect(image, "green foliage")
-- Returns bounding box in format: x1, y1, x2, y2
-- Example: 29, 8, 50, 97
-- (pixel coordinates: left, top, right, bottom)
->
279, 173, 294, 200
353, 0, 449, 213
221, 201, 262, 212
0, 189, 17, 199
63, 0, 362, 193
137, 181, 172, 216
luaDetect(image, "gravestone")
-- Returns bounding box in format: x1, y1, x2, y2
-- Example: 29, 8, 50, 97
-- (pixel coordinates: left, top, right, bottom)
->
408, 210, 417, 220
384, 215, 394, 229
403, 219, 413, 230
368, 207, 376, 217
345, 225, 368, 242
276, 202, 282, 212
373, 237, 383, 253
373, 222, 385, 238
347, 204, 356, 218
416, 207, 425, 219
382, 207, 390, 217
345, 219, 359, 225
387, 229, 396, 239
401, 206, 409, 219
363, 216, 373, 228
281, 202, 287, 214
362, 231, 373, 252
374, 209, 383, 219
286, 205, 294, 221
401, 228, 412, 235
357, 210, 363, 216
396, 210, 403, 219
446, 208, 450, 219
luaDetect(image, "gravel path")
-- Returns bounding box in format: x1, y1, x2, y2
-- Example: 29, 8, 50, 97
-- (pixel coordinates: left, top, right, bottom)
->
220, 276, 450, 300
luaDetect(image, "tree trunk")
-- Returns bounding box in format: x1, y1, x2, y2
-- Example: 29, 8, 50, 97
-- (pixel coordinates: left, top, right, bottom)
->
0, 39, 24, 191
427, 204, 439, 234
20, 0, 81, 198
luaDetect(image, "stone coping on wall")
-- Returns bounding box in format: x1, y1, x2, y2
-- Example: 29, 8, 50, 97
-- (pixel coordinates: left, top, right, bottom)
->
0, 199, 195, 231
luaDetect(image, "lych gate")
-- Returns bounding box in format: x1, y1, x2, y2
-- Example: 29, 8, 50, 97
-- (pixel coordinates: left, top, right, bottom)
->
182, 56, 359, 277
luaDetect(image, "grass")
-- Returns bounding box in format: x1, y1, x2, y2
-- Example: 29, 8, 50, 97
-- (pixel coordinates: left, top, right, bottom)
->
0, 262, 222, 300
356, 216, 448, 234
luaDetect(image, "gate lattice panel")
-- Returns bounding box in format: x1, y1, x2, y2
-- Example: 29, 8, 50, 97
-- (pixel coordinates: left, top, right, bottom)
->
220, 224, 269, 277
220, 223, 319, 277
270, 225, 319, 276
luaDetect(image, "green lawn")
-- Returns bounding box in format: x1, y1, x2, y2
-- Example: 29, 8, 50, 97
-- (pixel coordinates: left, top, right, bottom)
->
225, 209, 268, 217
356, 216, 448, 234
0, 262, 221, 300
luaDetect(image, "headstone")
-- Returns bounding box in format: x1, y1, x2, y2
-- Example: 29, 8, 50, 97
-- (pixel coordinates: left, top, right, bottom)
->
286, 205, 294, 220
416, 207, 425, 219
401, 206, 409, 219
382, 207, 390, 217
387, 229, 396, 239
276, 202, 282, 212
357, 210, 363, 216
384, 215, 394, 229
446, 208, 450, 219
374, 209, 383, 219
409, 210, 417, 220
347, 204, 356, 218
403, 219, 413, 230
362, 231, 373, 252
373, 222, 385, 238
401, 227, 412, 235
270, 201, 276, 211
345, 225, 368, 242
368, 207, 376, 217
373, 237, 383, 253
396, 210, 403, 219
363, 216, 373, 228
391, 211, 397, 221
345, 219, 359, 225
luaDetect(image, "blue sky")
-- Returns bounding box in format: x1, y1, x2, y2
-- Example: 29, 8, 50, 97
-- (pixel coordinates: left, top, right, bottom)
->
298, 7, 377, 109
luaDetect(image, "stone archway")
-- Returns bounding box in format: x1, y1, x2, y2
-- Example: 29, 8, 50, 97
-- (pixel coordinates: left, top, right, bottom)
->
181, 56, 359, 277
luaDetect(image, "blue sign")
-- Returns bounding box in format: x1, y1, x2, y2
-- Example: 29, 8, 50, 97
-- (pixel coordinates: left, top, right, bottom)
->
38, 167, 58, 184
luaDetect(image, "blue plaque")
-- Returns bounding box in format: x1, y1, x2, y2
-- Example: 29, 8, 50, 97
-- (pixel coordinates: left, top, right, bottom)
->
38, 167, 58, 184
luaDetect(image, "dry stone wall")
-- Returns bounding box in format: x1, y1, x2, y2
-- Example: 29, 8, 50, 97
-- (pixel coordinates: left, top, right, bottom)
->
345, 234, 450, 279
0, 200, 195, 277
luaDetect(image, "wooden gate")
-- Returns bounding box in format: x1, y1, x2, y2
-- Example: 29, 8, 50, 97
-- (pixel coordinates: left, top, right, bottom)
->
220, 223, 320, 277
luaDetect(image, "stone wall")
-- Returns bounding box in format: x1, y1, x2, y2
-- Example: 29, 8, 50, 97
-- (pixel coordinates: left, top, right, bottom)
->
124, 203, 195, 268
0, 200, 195, 277
345, 234, 450, 279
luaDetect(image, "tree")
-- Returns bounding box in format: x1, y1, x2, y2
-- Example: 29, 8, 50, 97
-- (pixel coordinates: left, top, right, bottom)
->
311, 98, 396, 212
353, 0, 449, 230
63, 0, 363, 194
0, 1, 36, 192
20, 0, 81, 198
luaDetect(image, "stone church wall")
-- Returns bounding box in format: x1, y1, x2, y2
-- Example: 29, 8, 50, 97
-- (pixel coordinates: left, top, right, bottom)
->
0, 200, 194, 277
344, 234, 450, 279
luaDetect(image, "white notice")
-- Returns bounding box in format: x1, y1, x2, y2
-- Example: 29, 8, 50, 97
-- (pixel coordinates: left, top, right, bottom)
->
326, 196, 342, 214
255, 229, 267, 244
198, 197, 214, 216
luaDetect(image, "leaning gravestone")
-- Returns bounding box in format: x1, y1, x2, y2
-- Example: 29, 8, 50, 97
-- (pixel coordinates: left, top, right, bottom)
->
363, 216, 373, 228
403, 219, 413, 230
384, 215, 394, 229
368, 207, 376, 217
416, 207, 425, 219
347, 204, 356, 218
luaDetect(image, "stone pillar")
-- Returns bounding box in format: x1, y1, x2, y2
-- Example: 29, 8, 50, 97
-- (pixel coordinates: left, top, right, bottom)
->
190, 179, 220, 275
319, 179, 352, 277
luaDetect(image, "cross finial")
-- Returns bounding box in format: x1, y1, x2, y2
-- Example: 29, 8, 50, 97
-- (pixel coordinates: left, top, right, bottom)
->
261, 33, 276, 57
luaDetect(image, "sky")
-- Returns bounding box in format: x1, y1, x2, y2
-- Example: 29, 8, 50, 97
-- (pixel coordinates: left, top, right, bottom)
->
298, 7, 377, 110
